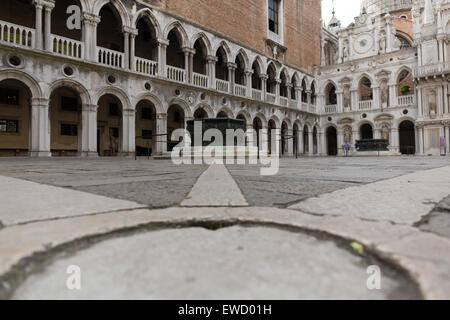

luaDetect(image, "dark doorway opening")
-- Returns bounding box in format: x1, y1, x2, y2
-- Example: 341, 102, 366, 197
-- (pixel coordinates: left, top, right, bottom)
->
399, 120, 416, 155
327, 126, 338, 156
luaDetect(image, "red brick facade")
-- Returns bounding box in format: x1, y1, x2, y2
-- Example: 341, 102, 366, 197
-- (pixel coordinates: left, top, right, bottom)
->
141, 0, 322, 74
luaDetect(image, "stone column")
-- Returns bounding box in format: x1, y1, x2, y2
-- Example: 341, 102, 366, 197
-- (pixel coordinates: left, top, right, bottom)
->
81, 104, 98, 157
157, 39, 169, 77
43, 1, 54, 52
337, 129, 344, 156
260, 127, 269, 157
390, 127, 399, 153
417, 126, 424, 155
443, 85, 449, 115
275, 79, 281, 105
286, 129, 293, 156
261, 74, 268, 101
318, 94, 325, 113
182, 48, 194, 84
286, 83, 293, 107
373, 86, 380, 110
336, 91, 344, 113
320, 130, 326, 156
351, 89, 358, 111
82, 13, 100, 61
445, 123, 450, 155
121, 109, 135, 156
33, 0, 44, 50
122, 28, 131, 70
297, 128, 303, 155
374, 128, 381, 139
156, 113, 168, 155
308, 130, 313, 155
389, 84, 396, 107
206, 55, 217, 90
30, 98, 51, 157
127, 28, 138, 71
417, 88, 423, 117
227, 62, 237, 95
245, 69, 253, 98
306, 90, 312, 107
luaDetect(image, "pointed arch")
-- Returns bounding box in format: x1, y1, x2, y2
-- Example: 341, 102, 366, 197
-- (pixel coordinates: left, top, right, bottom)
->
93, 0, 131, 27
233, 49, 250, 70
132, 8, 162, 39
214, 41, 232, 63
190, 32, 212, 56
163, 21, 189, 47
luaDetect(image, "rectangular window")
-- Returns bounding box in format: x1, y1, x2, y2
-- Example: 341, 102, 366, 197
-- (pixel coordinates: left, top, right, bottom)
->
109, 103, 119, 116
268, 0, 279, 34
0, 88, 20, 105
61, 96, 79, 112
141, 107, 153, 120
60, 123, 78, 136
0, 119, 19, 133
142, 130, 153, 139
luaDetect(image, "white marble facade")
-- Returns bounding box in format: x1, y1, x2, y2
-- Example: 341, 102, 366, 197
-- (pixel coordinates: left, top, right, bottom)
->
319, 0, 450, 156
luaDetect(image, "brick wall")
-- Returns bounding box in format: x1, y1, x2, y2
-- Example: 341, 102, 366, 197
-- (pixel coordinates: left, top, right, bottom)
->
141, 0, 321, 74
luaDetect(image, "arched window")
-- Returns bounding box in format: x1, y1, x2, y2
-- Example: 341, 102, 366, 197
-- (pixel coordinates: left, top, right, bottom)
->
359, 77, 373, 101
215, 47, 228, 81
97, 4, 124, 52
301, 79, 308, 103
325, 83, 337, 105
396, 34, 412, 49
235, 54, 246, 85
291, 76, 298, 100
252, 61, 262, 90
135, 16, 158, 61
311, 83, 317, 105
397, 69, 414, 96
267, 64, 277, 94
193, 38, 208, 75
280, 71, 288, 98
166, 29, 184, 69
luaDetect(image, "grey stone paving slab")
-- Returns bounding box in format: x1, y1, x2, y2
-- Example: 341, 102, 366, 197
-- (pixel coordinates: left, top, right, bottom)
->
12, 226, 410, 300
227, 157, 450, 207
0, 158, 207, 208
419, 195, 450, 239
290, 166, 450, 225
182, 164, 248, 207
0, 175, 144, 226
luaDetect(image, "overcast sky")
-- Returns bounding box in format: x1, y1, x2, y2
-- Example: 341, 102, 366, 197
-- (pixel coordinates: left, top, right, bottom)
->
322, 0, 363, 28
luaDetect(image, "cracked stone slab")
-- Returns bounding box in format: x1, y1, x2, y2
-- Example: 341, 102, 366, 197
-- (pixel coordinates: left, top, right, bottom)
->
0, 175, 144, 226
181, 164, 248, 207
289, 166, 450, 225
1, 207, 450, 299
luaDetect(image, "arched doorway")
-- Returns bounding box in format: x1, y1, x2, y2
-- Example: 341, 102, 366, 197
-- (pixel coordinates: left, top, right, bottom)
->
303, 125, 309, 154
253, 117, 263, 152
399, 120, 416, 155
167, 104, 185, 151
194, 107, 208, 119
313, 126, 318, 154
97, 94, 122, 156
0, 79, 32, 156
135, 100, 156, 156
49, 87, 82, 156
360, 123, 373, 140
293, 124, 299, 156
326, 126, 338, 156
268, 119, 276, 154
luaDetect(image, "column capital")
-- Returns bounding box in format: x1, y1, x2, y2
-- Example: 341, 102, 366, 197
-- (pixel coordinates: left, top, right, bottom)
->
157, 113, 168, 120
82, 104, 98, 112
157, 38, 170, 47
43, 0, 55, 10
244, 69, 253, 76
83, 12, 101, 25
260, 73, 269, 81
206, 55, 218, 63
123, 26, 138, 36
31, 97, 49, 106
226, 62, 237, 70
182, 47, 196, 55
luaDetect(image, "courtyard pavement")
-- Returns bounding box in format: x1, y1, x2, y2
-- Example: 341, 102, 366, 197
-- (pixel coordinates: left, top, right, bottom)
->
0, 156, 449, 299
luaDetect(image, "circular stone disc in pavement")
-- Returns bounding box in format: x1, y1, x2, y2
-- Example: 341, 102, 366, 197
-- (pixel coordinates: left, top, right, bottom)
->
13, 226, 416, 299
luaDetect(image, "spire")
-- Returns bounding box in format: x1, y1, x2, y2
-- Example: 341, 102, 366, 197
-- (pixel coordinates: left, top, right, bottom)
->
328, 0, 341, 29
424, 0, 435, 25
